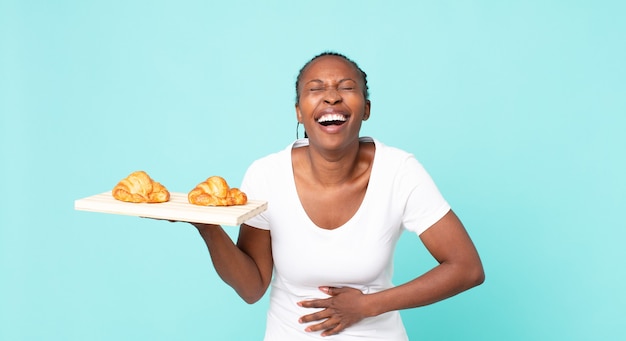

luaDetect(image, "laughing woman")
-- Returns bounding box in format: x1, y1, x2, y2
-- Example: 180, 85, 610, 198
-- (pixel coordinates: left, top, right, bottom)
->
192, 52, 485, 340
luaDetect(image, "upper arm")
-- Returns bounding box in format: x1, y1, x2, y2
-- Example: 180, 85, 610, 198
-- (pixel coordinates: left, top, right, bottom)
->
236, 224, 273, 291
419, 210, 484, 277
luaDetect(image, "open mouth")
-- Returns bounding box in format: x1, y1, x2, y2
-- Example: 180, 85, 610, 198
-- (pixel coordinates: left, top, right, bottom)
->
317, 113, 347, 126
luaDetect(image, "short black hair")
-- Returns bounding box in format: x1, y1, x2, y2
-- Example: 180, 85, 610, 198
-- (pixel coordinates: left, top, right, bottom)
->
295, 51, 369, 104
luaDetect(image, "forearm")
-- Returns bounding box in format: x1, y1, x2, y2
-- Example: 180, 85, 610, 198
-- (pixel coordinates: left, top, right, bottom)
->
365, 261, 485, 317
362, 210, 485, 316
195, 224, 267, 303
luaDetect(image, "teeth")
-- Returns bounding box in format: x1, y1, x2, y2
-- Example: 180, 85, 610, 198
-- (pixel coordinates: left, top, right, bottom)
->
317, 114, 347, 123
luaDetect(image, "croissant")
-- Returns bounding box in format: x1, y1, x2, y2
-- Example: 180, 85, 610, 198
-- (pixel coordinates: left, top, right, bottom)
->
188, 176, 247, 206
112, 170, 170, 203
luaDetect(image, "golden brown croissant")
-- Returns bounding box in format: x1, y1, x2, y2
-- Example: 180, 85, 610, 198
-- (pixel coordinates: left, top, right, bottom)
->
112, 170, 170, 203
188, 176, 248, 206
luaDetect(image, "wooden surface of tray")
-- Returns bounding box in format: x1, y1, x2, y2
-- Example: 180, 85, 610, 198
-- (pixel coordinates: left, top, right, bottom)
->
75, 191, 267, 226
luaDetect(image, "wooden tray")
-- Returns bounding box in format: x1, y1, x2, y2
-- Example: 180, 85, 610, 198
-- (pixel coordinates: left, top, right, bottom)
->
75, 191, 267, 226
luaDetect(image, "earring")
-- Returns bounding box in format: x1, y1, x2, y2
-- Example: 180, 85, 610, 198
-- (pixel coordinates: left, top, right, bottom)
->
296, 122, 308, 139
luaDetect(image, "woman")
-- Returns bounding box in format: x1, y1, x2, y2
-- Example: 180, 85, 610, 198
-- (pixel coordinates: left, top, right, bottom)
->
192, 52, 484, 340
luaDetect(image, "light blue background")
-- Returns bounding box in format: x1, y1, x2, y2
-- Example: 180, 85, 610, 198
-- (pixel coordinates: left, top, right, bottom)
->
1, 1, 624, 340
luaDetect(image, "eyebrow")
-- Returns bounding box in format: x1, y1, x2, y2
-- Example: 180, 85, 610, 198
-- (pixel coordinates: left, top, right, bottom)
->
305, 79, 324, 85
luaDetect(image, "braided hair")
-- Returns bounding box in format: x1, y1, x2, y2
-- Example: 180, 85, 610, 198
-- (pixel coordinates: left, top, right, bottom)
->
294, 51, 369, 105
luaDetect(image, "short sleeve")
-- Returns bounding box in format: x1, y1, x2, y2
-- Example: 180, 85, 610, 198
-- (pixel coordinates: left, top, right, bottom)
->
240, 159, 271, 230
399, 157, 451, 235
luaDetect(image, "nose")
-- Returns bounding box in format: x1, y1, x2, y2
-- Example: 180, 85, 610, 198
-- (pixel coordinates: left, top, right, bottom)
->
323, 88, 342, 105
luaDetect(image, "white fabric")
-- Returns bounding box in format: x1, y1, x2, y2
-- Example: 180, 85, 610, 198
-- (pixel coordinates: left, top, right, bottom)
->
240, 137, 451, 340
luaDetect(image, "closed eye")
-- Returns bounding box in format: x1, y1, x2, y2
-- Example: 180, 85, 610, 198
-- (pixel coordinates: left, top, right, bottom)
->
338, 79, 357, 91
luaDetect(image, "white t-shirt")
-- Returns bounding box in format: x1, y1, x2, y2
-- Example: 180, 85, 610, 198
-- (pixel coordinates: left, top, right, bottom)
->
240, 137, 451, 340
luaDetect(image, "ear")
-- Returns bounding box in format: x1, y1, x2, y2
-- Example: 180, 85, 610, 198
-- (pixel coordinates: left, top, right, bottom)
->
362, 100, 371, 121
295, 104, 302, 123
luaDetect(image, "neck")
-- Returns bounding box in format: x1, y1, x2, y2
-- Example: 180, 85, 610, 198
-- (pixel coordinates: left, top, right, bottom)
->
305, 139, 361, 186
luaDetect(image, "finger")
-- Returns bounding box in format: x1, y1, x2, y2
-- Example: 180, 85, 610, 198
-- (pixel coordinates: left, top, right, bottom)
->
298, 309, 331, 324
192, 222, 221, 230
141, 217, 179, 222
321, 323, 346, 337
297, 297, 330, 309
323, 286, 359, 295
319, 286, 347, 296
318, 286, 332, 295
303, 318, 339, 334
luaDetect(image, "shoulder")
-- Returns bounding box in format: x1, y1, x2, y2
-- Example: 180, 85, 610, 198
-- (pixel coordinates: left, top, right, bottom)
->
247, 142, 294, 171
367, 137, 417, 165
241, 143, 293, 195
367, 137, 435, 186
